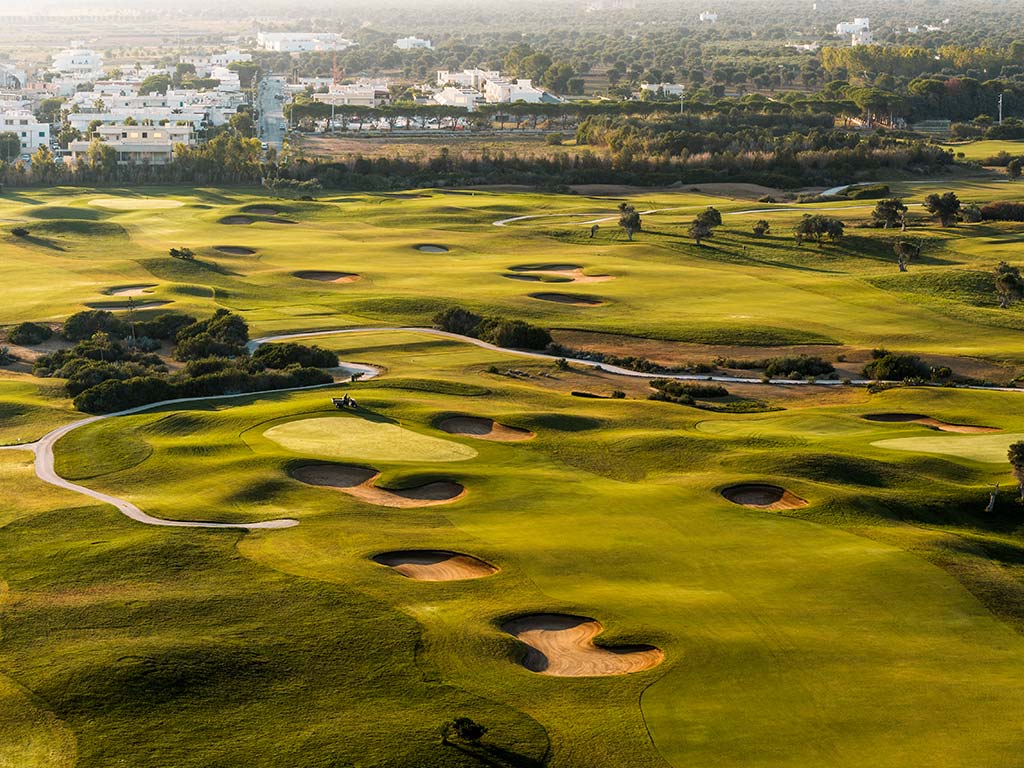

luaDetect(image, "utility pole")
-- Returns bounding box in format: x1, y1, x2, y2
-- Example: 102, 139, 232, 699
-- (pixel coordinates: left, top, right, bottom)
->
999, 93, 1004, 125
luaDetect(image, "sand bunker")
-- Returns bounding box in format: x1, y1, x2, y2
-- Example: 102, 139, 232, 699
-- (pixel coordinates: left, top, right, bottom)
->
105, 284, 156, 297
219, 215, 294, 226
242, 206, 280, 215
503, 614, 663, 677
89, 197, 184, 210
293, 270, 360, 284
721, 484, 808, 510
529, 292, 605, 306
509, 264, 614, 284
863, 413, 999, 434
85, 300, 171, 311
372, 550, 497, 581
438, 416, 534, 442
415, 244, 449, 253
292, 464, 466, 508
214, 246, 256, 256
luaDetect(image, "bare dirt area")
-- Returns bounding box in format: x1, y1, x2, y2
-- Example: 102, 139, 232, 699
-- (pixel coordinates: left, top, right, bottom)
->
438, 416, 534, 442
502, 614, 663, 677
291, 464, 465, 508
372, 550, 498, 581
721, 484, 808, 511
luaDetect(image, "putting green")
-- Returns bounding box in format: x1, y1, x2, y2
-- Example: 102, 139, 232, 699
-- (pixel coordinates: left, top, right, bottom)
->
88, 197, 185, 210
872, 432, 1024, 463
263, 416, 478, 462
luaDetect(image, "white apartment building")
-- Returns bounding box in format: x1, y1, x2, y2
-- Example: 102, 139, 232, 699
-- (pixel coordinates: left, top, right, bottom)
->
433, 86, 484, 111
51, 45, 104, 76
836, 18, 869, 35
313, 81, 391, 108
851, 29, 874, 46
483, 78, 555, 104
640, 82, 685, 97
699, 11, 718, 22
69, 122, 194, 166
436, 69, 500, 89
256, 32, 353, 53
180, 50, 251, 76
0, 111, 50, 154
0, 63, 27, 89
395, 36, 433, 50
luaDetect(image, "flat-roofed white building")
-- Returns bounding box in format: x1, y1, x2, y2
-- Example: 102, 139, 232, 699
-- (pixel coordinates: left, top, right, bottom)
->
0, 111, 50, 154
257, 32, 353, 52
483, 78, 558, 104
395, 36, 433, 50
433, 86, 484, 111
313, 81, 391, 108
52, 45, 103, 77
640, 82, 685, 97
836, 18, 869, 34
69, 122, 194, 165
436, 69, 500, 89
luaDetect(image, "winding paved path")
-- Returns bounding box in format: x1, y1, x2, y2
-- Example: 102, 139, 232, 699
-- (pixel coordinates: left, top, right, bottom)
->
10, 326, 1022, 533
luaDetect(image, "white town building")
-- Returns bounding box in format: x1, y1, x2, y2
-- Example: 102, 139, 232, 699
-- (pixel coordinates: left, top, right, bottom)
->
51, 45, 104, 77
313, 81, 391, 108
0, 110, 50, 155
436, 69, 500, 89
433, 86, 484, 111
395, 36, 433, 50
851, 28, 874, 46
836, 18, 869, 35
0, 63, 27, 89
483, 78, 556, 104
699, 11, 718, 22
256, 32, 353, 53
69, 122, 194, 166
640, 82, 685, 97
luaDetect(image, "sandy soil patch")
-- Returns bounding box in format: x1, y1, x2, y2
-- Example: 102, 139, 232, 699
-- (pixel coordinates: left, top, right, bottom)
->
721, 484, 808, 510
508, 264, 614, 284
503, 614, 663, 676
529, 292, 605, 306
85, 300, 171, 311
372, 549, 497, 581
89, 197, 184, 210
438, 416, 534, 442
105, 284, 156, 297
415, 244, 449, 253
293, 270, 360, 284
214, 246, 256, 255
863, 413, 999, 434
292, 464, 466, 508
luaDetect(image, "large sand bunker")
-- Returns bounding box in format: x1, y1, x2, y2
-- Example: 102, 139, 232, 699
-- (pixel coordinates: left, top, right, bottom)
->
89, 197, 184, 210
438, 416, 534, 442
863, 413, 999, 434
214, 246, 256, 256
105, 284, 156, 297
219, 215, 294, 226
265, 417, 478, 462
293, 270, 360, 284
721, 484, 808, 510
508, 264, 614, 284
502, 614, 663, 677
372, 549, 497, 581
292, 464, 466, 508
529, 292, 605, 306
241, 206, 280, 216
415, 244, 449, 253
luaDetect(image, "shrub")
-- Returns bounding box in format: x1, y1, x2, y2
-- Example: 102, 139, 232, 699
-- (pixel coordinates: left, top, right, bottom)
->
980, 201, 1024, 222
8, 321, 53, 346
252, 342, 339, 369
477, 319, 551, 350
763, 355, 835, 378
62, 310, 128, 341
545, 133, 564, 145
135, 312, 197, 341
175, 309, 249, 360
863, 351, 932, 381
10, 227, 29, 237
433, 306, 483, 337
649, 378, 728, 403
169, 247, 195, 260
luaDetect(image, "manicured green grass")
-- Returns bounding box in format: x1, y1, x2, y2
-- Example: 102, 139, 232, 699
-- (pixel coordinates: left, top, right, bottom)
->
263, 414, 479, 463
873, 431, 1024, 463
13, 330, 1024, 768
938, 139, 1024, 162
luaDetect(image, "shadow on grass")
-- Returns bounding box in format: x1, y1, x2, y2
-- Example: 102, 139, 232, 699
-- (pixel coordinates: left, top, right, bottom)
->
445, 741, 546, 768
13, 234, 66, 251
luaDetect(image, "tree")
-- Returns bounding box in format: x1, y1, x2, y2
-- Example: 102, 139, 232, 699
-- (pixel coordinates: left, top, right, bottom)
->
1010, 158, 1023, 181
795, 215, 844, 246
0, 131, 20, 162
229, 110, 255, 138
688, 218, 713, 246
923, 192, 962, 227
752, 219, 770, 237
441, 717, 487, 746
893, 239, 920, 272
618, 203, 641, 241
1009, 441, 1024, 500
696, 206, 722, 227
995, 262, 1024, 308
872, 198, 908, 229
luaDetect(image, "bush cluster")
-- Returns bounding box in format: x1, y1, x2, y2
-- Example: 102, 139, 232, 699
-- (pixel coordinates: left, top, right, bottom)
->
433, 307, 552, 350
648, 378, 729, 405
8, 321, 53, 346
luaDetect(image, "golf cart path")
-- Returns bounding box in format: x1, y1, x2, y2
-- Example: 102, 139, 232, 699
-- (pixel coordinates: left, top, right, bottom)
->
18, 326, 1023, 533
